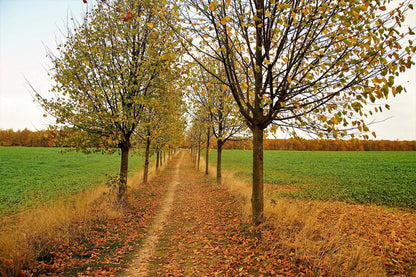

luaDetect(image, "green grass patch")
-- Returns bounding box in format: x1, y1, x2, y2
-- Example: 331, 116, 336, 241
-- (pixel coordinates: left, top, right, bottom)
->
0, 147, 147, 214
209, 150, 416, 208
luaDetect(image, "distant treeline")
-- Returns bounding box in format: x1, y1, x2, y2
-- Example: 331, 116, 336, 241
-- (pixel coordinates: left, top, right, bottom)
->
0, 129, 53, 147
215, 138, 416, 151
2, 129, 415, 151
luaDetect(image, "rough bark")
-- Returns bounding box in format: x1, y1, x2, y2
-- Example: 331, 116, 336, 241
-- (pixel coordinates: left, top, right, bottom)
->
197, 138, 201, 170
143, 136, 150, 184
205, 127, 210, 175
156, 151, 160, 171
252, 125, 264, 225
118, 140, 130, 203
216, 139, 223, 186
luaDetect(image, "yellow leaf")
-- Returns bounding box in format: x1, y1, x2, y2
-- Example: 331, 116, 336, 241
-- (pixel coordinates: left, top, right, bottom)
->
209, 1, 217, 12
147, 22, 154, 29
291, 12, 296, 19
221, 16, 230, 25
241, 82, 248, 90
352, 10, 359, 20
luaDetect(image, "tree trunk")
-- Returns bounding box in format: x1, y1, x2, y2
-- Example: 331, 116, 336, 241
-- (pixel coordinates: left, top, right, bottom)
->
156, 150, 160, 171
250, 0, 265, 226
197, 139, 201, 170
160, 151, 163, 167
216, 139, 222, 186
205, 127, 210, 175
252, 125, 264, 225
118, 141, 130, 203
143, 136, 150, 184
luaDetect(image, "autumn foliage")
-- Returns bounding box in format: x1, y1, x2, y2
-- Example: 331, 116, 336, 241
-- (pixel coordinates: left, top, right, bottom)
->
0, 129, 53, 147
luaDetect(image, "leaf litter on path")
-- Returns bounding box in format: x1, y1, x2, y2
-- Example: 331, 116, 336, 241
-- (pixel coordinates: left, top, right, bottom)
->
121, 153, 184, 276
147, 154, 304, 277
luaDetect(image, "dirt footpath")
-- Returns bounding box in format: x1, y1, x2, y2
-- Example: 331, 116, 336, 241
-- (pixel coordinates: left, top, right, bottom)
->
122, 151, 302, 277
121, 152, 184, 276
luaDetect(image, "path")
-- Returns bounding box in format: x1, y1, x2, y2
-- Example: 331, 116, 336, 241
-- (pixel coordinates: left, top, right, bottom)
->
121, 151, 297, 277
122, 152, 184, 277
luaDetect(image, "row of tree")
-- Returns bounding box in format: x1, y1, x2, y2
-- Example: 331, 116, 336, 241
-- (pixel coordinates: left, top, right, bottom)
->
33, 0, 186, 202
31, 0, 415, 225
219, 138, 416, 151
178, 0, 415, 225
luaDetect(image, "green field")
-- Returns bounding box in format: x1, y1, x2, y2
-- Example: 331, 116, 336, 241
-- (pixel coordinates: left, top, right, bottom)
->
209, 150, 416, 208
0, 147, 147, 214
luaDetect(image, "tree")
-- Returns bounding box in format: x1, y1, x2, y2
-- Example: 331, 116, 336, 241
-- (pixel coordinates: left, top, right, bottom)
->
186, 117, 205, 167
136, 80, 186, 183
175, 0, 415, 224
189, 61, 247, 185
36, 0, 177, 202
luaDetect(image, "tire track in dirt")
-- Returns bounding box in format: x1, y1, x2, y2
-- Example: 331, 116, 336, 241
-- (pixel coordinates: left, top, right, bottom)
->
121, 151, 184, 277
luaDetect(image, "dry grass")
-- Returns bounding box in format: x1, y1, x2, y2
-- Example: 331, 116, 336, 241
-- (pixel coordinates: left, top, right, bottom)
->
0, 187, 105, 275
262, 197, 385, 276
201, 159, 416, 276
0, 162, 160, 276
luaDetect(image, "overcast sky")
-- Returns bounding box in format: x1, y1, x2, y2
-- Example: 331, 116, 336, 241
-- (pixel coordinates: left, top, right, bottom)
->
0, 0, 415, 140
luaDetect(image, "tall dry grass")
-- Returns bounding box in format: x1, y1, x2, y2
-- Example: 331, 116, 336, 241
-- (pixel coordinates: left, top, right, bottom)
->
0, 180, 131, 276
0, 160, 161, 276
201, 160, 387, 276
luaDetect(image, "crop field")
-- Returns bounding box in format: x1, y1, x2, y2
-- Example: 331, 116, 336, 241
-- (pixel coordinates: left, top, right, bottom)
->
209, 150, 416, 208
0, 147, 147, 214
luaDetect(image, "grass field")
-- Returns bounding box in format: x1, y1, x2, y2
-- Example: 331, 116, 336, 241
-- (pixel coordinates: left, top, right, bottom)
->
0, 147, 147, 214
209, 150, 416, 208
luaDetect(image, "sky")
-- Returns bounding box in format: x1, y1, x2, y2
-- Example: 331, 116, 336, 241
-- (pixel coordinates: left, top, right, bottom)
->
0, 0, 415, 140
